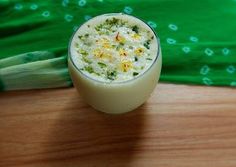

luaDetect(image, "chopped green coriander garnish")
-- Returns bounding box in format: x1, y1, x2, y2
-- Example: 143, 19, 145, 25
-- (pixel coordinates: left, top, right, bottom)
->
116, 44, 122, 51
78, 34, 90, 41
134, 56, 138, 61
95, 24, 103, 32
146, 58, 152, 61
107, 70, 117, 80
82, 57, 92, 64
75, 42, 79, 48
106, 17, 119, 25
94, 72, 101, 76
119, 42, 124, 46
132, 25, 139, 34
79, 49, 88, 56
133, 72, 139, 76
95, 18, 126, 33
144, 40, 151, 49
85, 66, 94, 73
98, 62, 107, 68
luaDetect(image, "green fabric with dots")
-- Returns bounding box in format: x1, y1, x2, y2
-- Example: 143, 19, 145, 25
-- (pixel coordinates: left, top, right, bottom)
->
0, 0, 236, 90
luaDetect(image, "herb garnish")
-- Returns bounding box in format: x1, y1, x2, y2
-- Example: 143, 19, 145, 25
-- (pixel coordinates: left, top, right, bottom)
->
95, 18, 125, 33
98, 62, 107, 68
132, 25, 139, 34
107, 70, 117, 80
116, 44, 122, 51
84, 66, 94, 73
144, 40, 151, 49
83, 57, 92, 64
95, 24, 103, 32
105, 17, 119, 25
79, 49, 88, 56
133, 72, 139, 76
78, 34, 89, 41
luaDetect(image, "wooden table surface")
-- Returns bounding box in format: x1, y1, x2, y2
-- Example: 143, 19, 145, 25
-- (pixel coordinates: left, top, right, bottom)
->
1, 83, 236, 167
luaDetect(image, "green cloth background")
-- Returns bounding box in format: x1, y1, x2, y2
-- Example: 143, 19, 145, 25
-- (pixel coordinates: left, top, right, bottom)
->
0, 0, 236, 91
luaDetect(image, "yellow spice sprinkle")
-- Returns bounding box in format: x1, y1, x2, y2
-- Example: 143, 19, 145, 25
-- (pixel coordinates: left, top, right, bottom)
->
96, 38, 112, 48
120, 60, 133, 72
119, 48, 127, 56
93, 49, 103, 58
131, 33, 141, 40
102, 38, 110, 47
103, 42, 111, 48
104, 52, 112, 61
134, 47, 144, 56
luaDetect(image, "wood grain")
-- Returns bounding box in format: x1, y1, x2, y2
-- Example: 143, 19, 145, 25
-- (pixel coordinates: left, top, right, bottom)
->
1, 83, 236, 167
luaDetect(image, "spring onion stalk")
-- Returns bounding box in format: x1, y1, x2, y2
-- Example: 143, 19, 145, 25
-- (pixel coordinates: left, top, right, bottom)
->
0, 51, 56, 69
0, 56, 72, 91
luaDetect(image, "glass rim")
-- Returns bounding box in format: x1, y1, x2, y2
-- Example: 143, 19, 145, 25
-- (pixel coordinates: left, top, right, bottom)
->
68, 13, 161, 85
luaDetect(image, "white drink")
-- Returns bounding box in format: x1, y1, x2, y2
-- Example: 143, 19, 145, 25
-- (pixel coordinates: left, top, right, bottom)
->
68, 13, 162, 114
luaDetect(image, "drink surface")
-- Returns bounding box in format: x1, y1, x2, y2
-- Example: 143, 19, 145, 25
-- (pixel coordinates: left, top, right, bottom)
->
70, 13, 158, 83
